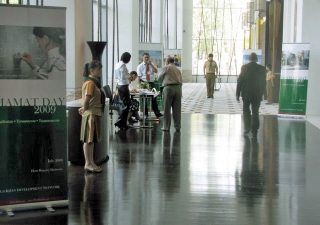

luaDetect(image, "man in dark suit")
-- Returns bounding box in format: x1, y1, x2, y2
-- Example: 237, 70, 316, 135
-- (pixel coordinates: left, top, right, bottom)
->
236, 52, 266, 137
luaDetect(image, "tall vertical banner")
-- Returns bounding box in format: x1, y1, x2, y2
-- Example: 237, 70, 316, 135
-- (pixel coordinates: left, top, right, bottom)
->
0, 5, 68, 213
279, 43, 310, 118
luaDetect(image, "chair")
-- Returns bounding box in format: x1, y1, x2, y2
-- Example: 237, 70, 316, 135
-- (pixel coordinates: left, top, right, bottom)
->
102, 85, 120, 114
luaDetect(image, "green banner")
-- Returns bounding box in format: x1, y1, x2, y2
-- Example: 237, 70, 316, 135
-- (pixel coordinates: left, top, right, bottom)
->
0, 106, 67, 205
279, 43, 310, 117
279, 79, 308, 115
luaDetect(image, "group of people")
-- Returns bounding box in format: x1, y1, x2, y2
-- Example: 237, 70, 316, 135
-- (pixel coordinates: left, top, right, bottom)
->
78, 51, 275, 172
113, 52, 165, 130
21, 27, 274, 173
78, 53, 182, 173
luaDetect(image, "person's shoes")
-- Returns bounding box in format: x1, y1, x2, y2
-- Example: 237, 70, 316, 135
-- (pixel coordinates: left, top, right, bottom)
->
84, 166, 102, 173
161, 128, 169, 131
135, 116, 143, 121
114, 121, 122, 129
115, 121, 131, 130
128, 118, 138, 124
156, 112, 163, 119
123, 125, 133, 130
95, 167, 103, 173
265, 102, 272, 105
207, 96, 210, 98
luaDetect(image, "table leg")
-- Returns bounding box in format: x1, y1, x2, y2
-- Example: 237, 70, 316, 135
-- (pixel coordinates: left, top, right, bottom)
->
145, 96, 160, 121
131, 95, 153, 129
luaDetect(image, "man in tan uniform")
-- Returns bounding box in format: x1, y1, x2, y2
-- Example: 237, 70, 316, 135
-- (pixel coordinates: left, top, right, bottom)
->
203, 53, 218, 98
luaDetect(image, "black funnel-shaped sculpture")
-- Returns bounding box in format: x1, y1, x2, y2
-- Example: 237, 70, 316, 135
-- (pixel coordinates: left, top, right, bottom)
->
87, 41, 107, 61
86, 41, 107, 84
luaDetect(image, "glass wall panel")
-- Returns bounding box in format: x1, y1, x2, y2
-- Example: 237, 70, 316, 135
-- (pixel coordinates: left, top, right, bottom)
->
193, 0, 249, 78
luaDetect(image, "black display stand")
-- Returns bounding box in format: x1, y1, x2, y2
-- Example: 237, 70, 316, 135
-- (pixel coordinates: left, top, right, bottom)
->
67, 100, 109, 165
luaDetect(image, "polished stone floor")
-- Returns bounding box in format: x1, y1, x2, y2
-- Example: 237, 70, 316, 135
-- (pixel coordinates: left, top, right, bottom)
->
181, 83, 279, 115
1, 113, 320, 225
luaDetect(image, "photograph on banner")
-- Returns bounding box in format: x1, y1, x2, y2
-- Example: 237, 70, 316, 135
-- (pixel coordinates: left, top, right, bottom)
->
138, 50, 162, 68
0, 6, 67, 207
281, 45, 309, 70
243, 49, 262, 64
0, 25, 66, 80
164, 49, 181, 68
278, 43, 310, 116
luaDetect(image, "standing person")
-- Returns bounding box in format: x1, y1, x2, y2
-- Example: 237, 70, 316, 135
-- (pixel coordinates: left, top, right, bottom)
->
21, 27, 66, 80
137, 52, 163, 119
114, 52, 132, 130
157, 57, 182, 131
265, 64, 274, 105
78, 60, 104, 173
203, 53, 218, 99
236, 52, 266, 137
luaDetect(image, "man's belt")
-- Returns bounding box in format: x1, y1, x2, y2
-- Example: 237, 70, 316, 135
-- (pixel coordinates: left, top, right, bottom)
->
165, 83, 180, 86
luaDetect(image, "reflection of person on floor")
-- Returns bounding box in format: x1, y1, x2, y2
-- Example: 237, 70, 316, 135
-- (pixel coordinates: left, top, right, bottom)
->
82, 173, 102, 224
114, 52, 132, 130
128, 71, 142, 123
203, 53, 218, 99
265, 64, 274, 105
137, 52, 163, 118
236, 52, 266, 137
79, 60, 104, 173
237, 136, 264, 206
22, 27, 66, 80
157, 57, 182, 131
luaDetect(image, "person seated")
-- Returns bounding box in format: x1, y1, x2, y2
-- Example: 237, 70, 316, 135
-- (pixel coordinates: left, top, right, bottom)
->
128, 71, 142, 123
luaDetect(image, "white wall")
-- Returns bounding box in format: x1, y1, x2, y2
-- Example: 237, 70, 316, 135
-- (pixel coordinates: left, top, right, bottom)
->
283, 0, 320, 116
107, 0, 139, 82
177, 0, 183, 49
43, 0, 92, 100
181, 0, 192, 82
301, 0, 320, 116
74, 0, 93, 93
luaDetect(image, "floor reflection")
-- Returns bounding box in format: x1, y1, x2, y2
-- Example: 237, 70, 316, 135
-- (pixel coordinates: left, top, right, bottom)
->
236, 137, 264, 207
2, 114, 320, 225
81, 173, 103, 225
160, 131, 181, 198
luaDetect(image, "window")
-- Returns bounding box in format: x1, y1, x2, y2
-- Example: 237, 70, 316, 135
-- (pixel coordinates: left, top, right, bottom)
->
193, 0, 248, 77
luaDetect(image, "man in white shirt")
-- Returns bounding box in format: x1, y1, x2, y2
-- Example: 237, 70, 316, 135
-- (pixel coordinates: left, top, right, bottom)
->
137, 53, 163, 118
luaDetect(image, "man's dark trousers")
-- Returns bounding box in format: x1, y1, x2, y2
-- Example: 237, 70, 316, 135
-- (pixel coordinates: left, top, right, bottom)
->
243, 99, 261, 135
